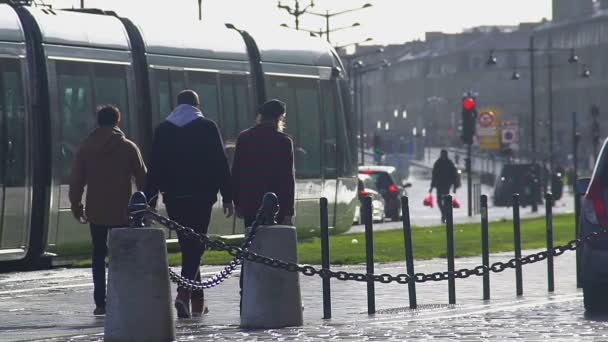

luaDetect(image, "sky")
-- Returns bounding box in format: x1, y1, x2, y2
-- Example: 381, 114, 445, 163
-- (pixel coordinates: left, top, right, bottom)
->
48, 0, 552, 47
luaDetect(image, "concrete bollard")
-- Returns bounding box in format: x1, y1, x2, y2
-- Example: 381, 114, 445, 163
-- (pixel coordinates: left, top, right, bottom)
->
241, 225, 303, 329
105, 228, 175, 342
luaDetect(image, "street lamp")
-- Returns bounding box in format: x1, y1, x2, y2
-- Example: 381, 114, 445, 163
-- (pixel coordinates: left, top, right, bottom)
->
307, 3, 372, 43
335, 37, 373, 50
277, 0, 315, 30
280, 23, 323, 37
353, 59, 391, 165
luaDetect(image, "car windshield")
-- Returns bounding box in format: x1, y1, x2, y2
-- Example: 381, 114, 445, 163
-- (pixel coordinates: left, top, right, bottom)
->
365, 171, 394, 190
358, 174, 378, 191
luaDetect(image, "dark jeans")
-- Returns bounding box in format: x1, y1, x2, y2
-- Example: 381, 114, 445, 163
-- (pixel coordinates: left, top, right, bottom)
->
90, 224, 122, 308
165, 198, 213, 296
436, 189, 450, 222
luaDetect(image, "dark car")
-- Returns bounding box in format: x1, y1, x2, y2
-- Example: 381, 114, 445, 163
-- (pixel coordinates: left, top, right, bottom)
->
358, 166, 411, 221
493, 163, 541, 207
577, 138, 608, 313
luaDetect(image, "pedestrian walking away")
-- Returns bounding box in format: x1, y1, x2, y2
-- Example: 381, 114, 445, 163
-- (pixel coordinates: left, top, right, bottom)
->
231, 99, 295, 313
429, 149, 458, 223
232, 99, 295, 227
145, 90, 234, 319
69, 105, 147, 316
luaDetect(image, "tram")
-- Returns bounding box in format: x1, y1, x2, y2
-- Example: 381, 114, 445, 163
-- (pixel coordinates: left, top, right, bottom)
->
0, 3, 358, 265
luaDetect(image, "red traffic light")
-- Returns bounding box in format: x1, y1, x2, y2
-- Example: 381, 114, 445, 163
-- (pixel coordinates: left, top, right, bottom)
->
463, 97, 475, 110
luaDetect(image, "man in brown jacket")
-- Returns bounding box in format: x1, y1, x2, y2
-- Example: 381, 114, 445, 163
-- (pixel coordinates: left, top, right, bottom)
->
69, 105, 146, 316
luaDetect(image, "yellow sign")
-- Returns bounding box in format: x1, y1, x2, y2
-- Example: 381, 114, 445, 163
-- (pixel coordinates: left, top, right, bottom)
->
478, 108, 501, 150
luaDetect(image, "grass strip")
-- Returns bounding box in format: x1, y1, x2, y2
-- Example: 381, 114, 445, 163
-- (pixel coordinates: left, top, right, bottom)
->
69, 213, 576, 268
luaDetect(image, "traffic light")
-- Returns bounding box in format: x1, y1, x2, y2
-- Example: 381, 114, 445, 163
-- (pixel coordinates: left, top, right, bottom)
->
461, 96, 477, 145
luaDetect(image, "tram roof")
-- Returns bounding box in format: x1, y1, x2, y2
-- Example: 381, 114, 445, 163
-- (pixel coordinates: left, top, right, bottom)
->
25, 7, 130, 50
248, 28, 335, 67
0, 5, 24, 43
135, 18, 248, 61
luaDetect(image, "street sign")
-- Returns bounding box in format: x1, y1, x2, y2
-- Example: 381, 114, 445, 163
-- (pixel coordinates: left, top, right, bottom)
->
478, 111, 495, 128
502, 128, 518, 144
478, 108, 501, 150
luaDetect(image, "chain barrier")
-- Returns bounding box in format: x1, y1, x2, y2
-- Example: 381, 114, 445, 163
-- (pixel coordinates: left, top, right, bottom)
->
145, 208, 608, 286
137, 193, 279, 293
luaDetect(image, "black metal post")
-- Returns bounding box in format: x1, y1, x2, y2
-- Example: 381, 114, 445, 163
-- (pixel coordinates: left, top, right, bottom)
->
401, 196, 417, 309
128, 191, 147, 228
445, 195, 456, 304
481, 195, 490, 300
545, 192, 555, 292
363, 196, 376, 314
467, 143, 473, 217
548, 36, 554, 186
357, 71, 364, 165
320, 197, 331, 319
530, 36, 536, 163
573, 111, 581, 288
513, 193, 523, 296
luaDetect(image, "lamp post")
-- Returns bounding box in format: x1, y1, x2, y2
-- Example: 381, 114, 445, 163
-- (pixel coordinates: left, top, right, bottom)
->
353, 59, 391, 165
197, 0, 202, 20
487, 42, 590, 202
277, 0, 315, 30
280, 22, 361, 39
307, 3, 372, 43
335, 37, 373, 50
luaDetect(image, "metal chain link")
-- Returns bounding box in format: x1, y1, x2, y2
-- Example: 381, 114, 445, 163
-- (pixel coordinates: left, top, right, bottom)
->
146, 210, 265, 292
147, 209, 608, 286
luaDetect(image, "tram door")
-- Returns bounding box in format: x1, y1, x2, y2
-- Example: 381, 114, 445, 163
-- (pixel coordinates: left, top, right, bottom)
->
0, 59, 28, 250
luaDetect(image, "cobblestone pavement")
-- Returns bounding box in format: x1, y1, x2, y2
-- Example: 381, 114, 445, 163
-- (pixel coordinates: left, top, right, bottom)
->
1, 246, 606, 341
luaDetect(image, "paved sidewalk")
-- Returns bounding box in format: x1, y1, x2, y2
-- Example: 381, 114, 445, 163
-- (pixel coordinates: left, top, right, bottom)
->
1, 247, 604, 341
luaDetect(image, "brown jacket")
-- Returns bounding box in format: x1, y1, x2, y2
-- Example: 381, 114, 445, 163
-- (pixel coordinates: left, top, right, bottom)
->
69, 127, 146, 226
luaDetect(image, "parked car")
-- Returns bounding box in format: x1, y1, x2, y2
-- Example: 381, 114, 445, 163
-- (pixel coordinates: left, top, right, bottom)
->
358, 166, 411, 221
577, 138, 608, 312
493, 163, 542, 207
354, 176, 386, 224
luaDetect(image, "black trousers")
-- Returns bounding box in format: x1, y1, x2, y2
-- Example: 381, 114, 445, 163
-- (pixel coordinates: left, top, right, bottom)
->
90, 224, 122, 308
436, 188, 450, 221
165, 198, 213, 294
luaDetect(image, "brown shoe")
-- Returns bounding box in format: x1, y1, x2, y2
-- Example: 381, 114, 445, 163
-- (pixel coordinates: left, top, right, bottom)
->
175, 288, 191, 319
191, 292, 209, 317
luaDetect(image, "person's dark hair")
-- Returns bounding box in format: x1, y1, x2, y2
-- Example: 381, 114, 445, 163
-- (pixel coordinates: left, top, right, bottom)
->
97, 105, 121, 127
258, 99, 286, 120
257, 99, 286, 131
440, 149, 448, 159
177, 90, 200, 107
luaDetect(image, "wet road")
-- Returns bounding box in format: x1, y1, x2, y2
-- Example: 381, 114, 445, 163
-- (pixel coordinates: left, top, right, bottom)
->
348, 164, 574, 233
1, 248, 605, 341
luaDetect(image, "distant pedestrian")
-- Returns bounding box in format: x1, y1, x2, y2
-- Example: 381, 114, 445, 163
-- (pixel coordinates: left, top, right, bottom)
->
231, 99, 295, 227
429, 149, 458, 223
145, 90, 233, 319
69, 105, 146, 316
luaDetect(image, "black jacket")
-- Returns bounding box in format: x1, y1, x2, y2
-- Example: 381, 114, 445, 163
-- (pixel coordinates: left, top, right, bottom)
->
145, 117, 232, 206
431, 157, 458, 192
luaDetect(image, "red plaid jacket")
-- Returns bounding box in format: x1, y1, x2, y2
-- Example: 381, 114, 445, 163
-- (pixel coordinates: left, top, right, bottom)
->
231, 123, 295, 219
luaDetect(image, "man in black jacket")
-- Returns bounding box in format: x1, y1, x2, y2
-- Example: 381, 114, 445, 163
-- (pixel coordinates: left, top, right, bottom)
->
146, 90, 233, 318
429, 149, 458, 223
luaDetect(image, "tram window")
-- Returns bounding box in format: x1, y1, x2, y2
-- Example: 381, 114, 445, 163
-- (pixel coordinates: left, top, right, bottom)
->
233, 76, 252, 132
56, 62, 93, 183
1, 60, 26, 187
153, 69, 185, 125
294, 80, 321, 178
220, 77, 237, 139
187, 71, 220, 123
93, 64, 130, 134
321, 81, 337, 178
